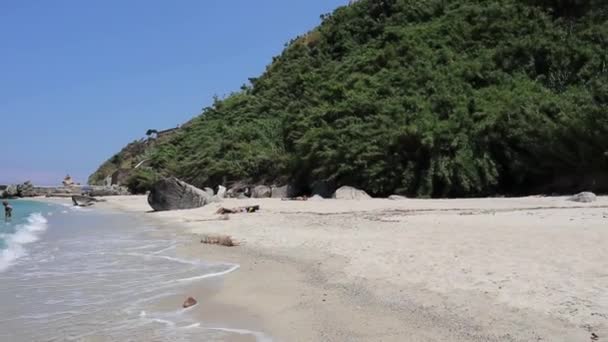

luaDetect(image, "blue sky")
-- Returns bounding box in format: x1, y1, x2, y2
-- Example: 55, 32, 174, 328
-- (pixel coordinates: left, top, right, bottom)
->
0, 0, 346, 185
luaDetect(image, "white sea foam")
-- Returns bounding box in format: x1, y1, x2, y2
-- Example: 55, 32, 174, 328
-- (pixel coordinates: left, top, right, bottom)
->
173, 264, 240, 283
0, 213, 48, 272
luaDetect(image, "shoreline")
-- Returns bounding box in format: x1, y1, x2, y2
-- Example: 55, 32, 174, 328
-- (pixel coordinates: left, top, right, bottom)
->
38, 195, 608, 341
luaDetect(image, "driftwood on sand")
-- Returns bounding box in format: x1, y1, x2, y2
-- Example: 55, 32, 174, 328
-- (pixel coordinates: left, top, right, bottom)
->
200, 234, 239, 247
215, 205, 260, 214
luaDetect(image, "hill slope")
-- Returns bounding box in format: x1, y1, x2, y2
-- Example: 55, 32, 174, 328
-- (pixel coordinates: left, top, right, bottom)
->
91, 0, 608, 197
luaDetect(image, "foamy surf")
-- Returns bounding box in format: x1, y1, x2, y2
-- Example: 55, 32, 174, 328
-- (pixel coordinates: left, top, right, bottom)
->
0, 213, 48, 272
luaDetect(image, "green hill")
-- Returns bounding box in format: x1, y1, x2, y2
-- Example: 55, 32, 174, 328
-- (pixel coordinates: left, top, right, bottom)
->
90, 0, 608, 197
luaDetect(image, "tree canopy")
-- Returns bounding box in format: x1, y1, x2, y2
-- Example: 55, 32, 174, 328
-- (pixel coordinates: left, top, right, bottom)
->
90, 0, 608, 197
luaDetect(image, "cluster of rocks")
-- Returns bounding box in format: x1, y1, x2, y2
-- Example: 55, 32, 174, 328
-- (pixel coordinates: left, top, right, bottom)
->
142, 176, 602, 212
0, 181, 131, 199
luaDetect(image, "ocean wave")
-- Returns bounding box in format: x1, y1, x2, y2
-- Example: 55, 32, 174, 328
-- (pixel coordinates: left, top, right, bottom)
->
0, 213, 48, 272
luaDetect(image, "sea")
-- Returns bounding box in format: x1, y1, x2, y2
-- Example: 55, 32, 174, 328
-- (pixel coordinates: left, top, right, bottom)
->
0, 200, 270, 342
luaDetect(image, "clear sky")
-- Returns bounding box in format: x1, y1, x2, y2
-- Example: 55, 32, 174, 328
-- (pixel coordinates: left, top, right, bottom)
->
0, 0, 346, 185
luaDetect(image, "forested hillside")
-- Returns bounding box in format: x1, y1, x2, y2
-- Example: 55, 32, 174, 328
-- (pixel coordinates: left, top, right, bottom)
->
91, 0, 608, 197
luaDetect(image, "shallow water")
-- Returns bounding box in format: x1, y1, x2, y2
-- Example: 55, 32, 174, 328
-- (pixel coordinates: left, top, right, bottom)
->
0, 200, 270, 341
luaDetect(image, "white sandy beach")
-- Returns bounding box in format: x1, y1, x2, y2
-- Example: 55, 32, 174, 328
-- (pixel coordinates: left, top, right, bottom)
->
96, 195, 608, 341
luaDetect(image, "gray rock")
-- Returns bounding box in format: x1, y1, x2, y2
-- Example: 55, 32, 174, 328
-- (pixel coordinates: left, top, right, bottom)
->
204, 187, 215, 197
227, 183, 250, 198
17, 181, 36, 197
271, 185, 288, 199
217, 185, 227, 199
0, 190, 4, 199
252, 185, 272, 198
333, 186, 371, 200
72, 195, 104, 207
208, 195, 223, 203
309, 194, 324, 201
104, 176, 113, 187
147, 177, 211, 211
4, 185, 18, 197
569, 192, 597, 203
389, 195, 407, 200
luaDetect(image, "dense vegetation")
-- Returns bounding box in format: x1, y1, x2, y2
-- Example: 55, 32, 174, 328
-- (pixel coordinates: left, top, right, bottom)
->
91, 0, 608, 197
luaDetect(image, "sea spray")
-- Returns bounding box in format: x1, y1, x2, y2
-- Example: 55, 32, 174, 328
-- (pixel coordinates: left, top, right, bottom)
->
0, 211, 48, 272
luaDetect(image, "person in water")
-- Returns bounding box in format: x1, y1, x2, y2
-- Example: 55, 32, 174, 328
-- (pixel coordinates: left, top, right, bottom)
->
3, 200, 12, 221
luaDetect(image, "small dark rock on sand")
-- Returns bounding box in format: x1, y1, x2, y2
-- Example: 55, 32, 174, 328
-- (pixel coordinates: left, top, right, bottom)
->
183, 297, 197, 308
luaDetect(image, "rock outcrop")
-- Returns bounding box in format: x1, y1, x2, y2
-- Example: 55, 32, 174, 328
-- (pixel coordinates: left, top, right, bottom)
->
147, 178, 210, 211
204, 187, 215, 197
333, 186, 371, 200
217, 185, 227, 199
72, 195, 103, 207
226, 183, 250, 198
3, 185, 18, 198
569, 192, 597, 203
252, 185, 272, 198
16, 181, 36, 197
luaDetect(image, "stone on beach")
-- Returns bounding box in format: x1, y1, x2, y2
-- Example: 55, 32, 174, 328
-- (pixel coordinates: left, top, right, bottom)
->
389, 195, 407, 200
204, 187, 215, 197
182, 297, 198, 308
72, 195, 103, 207
252, 185, 272, 198
332, 186, 371, 200
569, 192, 597, 203
147, 177, 211, 211
217, 185, 227, 199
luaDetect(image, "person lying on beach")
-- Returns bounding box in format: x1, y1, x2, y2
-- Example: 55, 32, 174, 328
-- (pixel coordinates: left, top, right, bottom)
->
3, 201, 12, 221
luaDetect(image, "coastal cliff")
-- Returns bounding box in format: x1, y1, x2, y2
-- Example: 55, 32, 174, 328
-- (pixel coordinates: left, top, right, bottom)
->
90, 0, 608, 197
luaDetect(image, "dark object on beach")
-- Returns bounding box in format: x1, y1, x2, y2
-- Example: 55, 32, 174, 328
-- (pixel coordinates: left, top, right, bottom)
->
182, 297, 197, 308
569, 192, 597, 203
72, 195, 103, 207
200, 234, 239, 247
147, 177, 210, 211
215, 205, 260, 215
3, 200, 12, 221
281, 196, 308, 201
591, 332, 599, 341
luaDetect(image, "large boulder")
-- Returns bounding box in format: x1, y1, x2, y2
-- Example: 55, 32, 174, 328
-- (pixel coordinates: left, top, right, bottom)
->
217, 185, 227, 199
17, 181, 36, 197
203, 187, 215, 197
252, 185, 271, 198
148, 178, 211, 211
271, 184, 299, 198
333, 186, 371, 200
226, 183, 250, 198
72, 195, 103, 207
4, 185, 18, 198
569, 192, 597, 203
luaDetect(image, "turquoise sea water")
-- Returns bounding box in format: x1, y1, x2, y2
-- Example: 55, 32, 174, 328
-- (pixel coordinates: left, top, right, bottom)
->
0, 200, 50, 271
0, 200, 271, 341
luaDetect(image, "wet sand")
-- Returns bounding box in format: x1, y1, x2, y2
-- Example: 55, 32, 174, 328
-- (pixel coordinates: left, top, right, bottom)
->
97, 195, 608, 341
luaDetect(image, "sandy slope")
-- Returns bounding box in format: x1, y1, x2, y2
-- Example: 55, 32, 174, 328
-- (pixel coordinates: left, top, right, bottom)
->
99, 195, 608, 342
